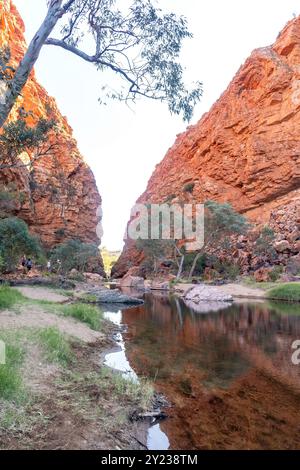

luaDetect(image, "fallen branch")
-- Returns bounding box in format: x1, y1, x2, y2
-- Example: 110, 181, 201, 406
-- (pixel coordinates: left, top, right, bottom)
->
130, 410, 168, 422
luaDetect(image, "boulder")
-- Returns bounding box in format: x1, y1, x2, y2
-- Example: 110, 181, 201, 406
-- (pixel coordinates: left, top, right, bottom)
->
149, 280, 170, 291
87, 287, 144, 305
274, 240, 291, 253
126, 266, 142, 277
120, 274, 145, 289
292, 240, 300, 253
184, 285, 233, 303
253, 267, 272, 282
286, 255, 300, 275
83, 272, 104, 283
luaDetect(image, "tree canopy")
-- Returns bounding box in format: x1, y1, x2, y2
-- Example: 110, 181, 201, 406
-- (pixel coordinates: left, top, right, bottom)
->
0, 0, 202, 128
50, 239, 100, 273
0, 111, 56, 170
0, 217, 42, 272
188, 200, 250, 279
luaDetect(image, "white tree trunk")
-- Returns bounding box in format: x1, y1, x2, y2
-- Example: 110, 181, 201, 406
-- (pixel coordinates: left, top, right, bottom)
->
0, 0, 64, 128
188, 251, 202, 280
176, 255, 185, 280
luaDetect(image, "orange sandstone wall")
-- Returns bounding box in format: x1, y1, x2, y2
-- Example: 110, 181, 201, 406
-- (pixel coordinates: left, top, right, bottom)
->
113, 16, 300, 277
0, 1, 103, 264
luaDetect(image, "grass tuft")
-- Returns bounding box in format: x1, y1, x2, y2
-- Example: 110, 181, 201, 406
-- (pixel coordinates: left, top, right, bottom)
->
267, 283, 300, 302
62, 303, 103, 330
99, 367, 154, 411
38, 327, 72, 365
0, 285, 24, 310
0, 333, 25, 401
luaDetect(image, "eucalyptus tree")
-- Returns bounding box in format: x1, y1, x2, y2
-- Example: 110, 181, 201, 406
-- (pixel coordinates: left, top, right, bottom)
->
0, 0, 202, 128
188, 201, 250, 280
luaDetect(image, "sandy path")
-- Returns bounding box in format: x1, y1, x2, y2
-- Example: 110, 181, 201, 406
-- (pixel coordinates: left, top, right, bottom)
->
217, 283, 266, 299
0, 305, 102, 342
14, 286, 68, 303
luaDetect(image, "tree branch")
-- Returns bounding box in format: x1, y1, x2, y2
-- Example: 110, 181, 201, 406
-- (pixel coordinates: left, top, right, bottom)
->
45, 38, 96, 62
62, 0, 77, 12
45, 38, 141, 90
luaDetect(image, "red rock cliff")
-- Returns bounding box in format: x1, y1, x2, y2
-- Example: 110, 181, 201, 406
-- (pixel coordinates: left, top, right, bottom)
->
113, 16, 300, 277
0, 1, 103, 266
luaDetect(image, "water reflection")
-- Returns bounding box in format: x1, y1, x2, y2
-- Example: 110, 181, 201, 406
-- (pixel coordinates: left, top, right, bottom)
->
103, 307, 169, 449
103, 310, 138, 381
147, 424, 170, 450
119, 294, 300, 450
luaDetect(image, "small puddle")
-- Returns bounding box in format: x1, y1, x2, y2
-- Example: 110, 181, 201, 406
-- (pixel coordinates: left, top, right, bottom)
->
103, 309, 169, 450
147, 423, 170, 450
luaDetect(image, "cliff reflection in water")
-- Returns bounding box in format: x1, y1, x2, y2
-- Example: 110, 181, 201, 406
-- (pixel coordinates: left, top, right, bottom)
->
121, 294, 300, 449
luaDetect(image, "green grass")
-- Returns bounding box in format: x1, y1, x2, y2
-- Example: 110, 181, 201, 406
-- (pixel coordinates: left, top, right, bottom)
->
99, 367, 154, 410
242, 277, 282, 291
0, 285, 25, 310
62, 303, 103, 330
77, 293, 98, 303
63, 366, 154, 412
0, 332, 25, 401
267, 283, 300, 302
267, 301, 300, 316
59, 290, 75, 298
37, 327, 72, 365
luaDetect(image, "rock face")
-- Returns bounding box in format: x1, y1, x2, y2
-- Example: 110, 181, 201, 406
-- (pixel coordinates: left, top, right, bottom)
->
113, 16, 300, 277
0, 1, 104, 273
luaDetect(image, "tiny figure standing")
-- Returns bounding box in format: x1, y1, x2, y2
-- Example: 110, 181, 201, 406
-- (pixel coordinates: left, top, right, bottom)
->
26, 258, 33, 273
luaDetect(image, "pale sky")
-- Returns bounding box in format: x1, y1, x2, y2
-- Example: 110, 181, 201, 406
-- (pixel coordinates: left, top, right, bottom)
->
14, 0, 300, 250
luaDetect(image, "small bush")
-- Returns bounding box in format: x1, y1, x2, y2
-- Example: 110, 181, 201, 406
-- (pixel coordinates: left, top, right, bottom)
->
268, 266, 283, 282
55, 228, 65, 238
183, 182, 195, 193
0, 217, 43, 272
62, 303, 103, 330
254, 226, 276, 260
50, 239, 100, 274
68, 271, 85, 282
183, 253, 207, 276
38, 327, 72, 365
0, 285, 24, 310
215, 261, 240, 280
267, 283, 300, 302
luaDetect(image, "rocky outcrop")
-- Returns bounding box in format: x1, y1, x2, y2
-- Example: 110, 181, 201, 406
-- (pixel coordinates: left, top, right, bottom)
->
113, 16, 300, 277
86, 286, 144, 305
0, 1, 104, 273
120, 273, 145, 290
184, 285, 233, 303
